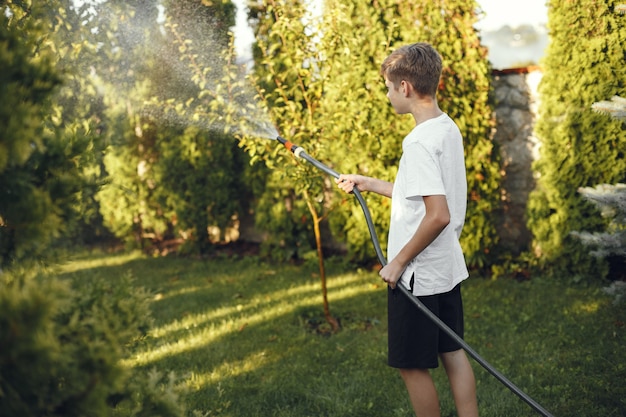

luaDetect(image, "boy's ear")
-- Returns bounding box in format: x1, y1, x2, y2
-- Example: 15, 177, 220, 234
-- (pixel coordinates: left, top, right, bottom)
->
400, 80, 412, 97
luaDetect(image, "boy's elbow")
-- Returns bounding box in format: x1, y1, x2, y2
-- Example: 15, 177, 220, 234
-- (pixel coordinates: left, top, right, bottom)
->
426, 212, 449, 233
433, 208, 450, 231
424, 195, 451, 231
438, 213, 451, 230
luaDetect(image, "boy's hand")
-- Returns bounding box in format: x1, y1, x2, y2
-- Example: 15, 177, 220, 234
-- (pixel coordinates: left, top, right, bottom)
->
336, 174, 393, 198
379, 260, 404, 289
335, 174, 367, 193
335, 174, 360, 193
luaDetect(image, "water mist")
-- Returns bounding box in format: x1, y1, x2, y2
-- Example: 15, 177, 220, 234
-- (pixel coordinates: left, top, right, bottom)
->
77, 1, 278, 143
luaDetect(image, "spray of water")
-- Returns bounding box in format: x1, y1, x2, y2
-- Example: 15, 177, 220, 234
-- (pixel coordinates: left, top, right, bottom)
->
80, 2, 278, 142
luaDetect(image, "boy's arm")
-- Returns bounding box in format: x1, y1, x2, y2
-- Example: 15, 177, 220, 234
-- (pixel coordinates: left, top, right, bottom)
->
336, 174, 393, 198
379, 194, 450, 288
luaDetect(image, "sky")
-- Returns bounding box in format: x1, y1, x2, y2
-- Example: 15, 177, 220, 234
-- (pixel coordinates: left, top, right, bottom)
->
233, 0, 549, 59
476, 0, 548, 31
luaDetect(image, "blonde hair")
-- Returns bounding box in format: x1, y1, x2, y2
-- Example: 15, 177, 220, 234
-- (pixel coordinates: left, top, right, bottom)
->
381, 42, 442, 97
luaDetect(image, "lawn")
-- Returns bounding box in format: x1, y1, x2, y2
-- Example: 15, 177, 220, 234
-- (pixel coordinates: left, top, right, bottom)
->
58, 250, 626, 417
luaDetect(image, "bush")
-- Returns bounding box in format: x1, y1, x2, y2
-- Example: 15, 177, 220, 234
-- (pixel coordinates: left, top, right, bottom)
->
527, 0, 626, 280
0, 265, 185, 417
244, 0, 497, 267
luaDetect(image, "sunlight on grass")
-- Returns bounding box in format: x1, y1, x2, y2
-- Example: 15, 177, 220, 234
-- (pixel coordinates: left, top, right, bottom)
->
154, 285, 209, 301
150, 273, 375, 339
56, 252, 625, 416
149, 302, 254, 338
58, 250, 144, 274
185, 350, 275, 391
123, 273, 378, 368
570, 300, 601, 314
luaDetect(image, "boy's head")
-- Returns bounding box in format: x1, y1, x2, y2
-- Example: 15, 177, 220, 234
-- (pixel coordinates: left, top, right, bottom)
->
380, 42, 442, 98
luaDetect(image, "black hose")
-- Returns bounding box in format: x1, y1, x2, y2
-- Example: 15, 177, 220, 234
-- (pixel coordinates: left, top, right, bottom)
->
279, 136, 554, 417
294, 148, 387, 263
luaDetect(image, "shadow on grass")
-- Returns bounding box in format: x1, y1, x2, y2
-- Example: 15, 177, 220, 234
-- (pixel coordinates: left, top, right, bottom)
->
58, 251, 626, 417
57, 251, 414, 416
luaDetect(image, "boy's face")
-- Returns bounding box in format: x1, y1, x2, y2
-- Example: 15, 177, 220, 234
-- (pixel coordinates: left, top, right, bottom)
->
384, 76, 409, 115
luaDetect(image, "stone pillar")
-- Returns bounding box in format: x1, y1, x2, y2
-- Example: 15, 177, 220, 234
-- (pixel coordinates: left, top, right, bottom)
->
492, 67, 542, 255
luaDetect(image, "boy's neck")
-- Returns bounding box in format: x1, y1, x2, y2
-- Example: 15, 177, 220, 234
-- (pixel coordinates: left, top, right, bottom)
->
412, 106, 443, 126
410, 97, 443, 126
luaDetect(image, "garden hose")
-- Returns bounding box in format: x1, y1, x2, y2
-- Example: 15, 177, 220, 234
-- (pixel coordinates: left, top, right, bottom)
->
276, 135, 554, 417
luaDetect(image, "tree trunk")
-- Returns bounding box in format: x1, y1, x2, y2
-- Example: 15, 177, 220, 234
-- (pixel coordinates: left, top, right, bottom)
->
304, 192, 340, 332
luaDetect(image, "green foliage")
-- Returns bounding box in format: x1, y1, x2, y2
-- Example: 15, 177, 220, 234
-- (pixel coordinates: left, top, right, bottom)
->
46, 1, 114, 245
573, 96, 626, 278
152, 5, 266, 253
0, 265, 185, 417
572, 93, 626, 276
54, 250, 626, 417
241, 0, 497, 267
528, 0, 626, 280
0, 1, 105, 265
0, 3, 59, 171
0, 0, 501, 271
88, 2, 175, 250
241, 0, 334, 259
573, 183, 626, 259
0, 1, 60, 248
87, 0, 264, 254
158, 127, 253, 253
319, 1, 406, 262
98, 99, 176, 249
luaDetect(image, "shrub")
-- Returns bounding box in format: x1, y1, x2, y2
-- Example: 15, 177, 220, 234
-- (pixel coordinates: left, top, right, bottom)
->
244, 0, 497, 267
0, 266, 185, 417
527, 0, 626, 280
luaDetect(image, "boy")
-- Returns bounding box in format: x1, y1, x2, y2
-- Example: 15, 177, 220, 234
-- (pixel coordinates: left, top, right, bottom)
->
336, 43, 478, 417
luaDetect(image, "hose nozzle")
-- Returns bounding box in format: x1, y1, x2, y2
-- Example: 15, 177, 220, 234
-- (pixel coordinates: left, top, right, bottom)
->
276, 135, 299, 153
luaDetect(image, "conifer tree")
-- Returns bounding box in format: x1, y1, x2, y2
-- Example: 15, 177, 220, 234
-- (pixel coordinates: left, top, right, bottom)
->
240, 0, 495, 268
320, 0, 497, 267
155, 0, 253, 253
91, 0, 172, 250
44, 0, 115, 245
243, 0, 331, 262
319, 1, 410, 262
528, 0, 626, 279
0, 0, 100, 264
0, 3, 56, 263
94, 0, 252, 254
0, 267, 186, 417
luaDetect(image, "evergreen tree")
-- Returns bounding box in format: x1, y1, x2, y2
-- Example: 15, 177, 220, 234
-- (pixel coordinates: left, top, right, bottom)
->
90, 0, 171, 250
573, 74, 626, 280
46, 0, 114, 245
528, 0, 626, 280
243, 0, 330, 262
320, 1, 410, 262
0, 267, 185, 417
0, 0, 100, 264
94, 0, 252, 254
155, 0, 254, 253
239, 0, 496, 267
0, 2, 57, 263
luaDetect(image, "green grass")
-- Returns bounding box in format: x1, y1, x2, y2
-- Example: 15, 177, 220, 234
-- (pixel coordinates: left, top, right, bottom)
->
58, 251, 626, 417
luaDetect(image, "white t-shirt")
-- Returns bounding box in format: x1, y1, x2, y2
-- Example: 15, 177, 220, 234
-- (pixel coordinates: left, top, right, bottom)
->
387, 113, 469, 296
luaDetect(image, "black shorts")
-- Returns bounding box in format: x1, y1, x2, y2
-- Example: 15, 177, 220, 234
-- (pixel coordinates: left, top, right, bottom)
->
387, 279, 464, 369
